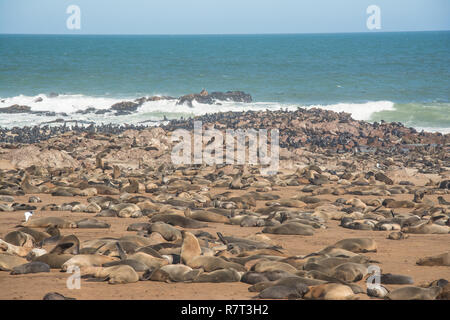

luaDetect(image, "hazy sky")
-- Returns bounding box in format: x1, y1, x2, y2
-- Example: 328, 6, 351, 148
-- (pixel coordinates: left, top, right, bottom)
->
0, 0, 449, 34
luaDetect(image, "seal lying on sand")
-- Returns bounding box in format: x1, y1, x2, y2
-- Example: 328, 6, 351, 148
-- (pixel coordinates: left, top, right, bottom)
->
0, 253, 27, 271
303, 283, 358, 300
262, 222, 315, 236
386, 286, 442, 300
10, 261, 50, 275
19, 217, 77, 229
416, 252, 450, 266
81, 265, 139, 284
322, 238, 377, 253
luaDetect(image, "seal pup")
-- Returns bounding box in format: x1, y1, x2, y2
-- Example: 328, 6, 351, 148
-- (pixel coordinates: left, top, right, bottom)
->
10, 261, 50, 275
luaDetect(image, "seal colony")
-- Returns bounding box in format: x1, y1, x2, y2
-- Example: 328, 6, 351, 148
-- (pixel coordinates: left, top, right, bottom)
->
0, 105, 449, 300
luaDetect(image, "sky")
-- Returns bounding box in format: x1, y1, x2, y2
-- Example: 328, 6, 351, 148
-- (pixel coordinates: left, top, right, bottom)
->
0, 0, 449, 35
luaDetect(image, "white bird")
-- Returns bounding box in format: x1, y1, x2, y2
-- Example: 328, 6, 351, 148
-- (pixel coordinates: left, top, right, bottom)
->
24, 211, 33, 222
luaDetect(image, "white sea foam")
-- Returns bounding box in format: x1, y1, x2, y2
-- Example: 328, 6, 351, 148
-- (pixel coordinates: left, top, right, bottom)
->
0, 94, 447, 133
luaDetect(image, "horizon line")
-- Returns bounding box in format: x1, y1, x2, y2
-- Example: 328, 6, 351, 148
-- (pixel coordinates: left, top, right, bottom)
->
1, 29, 450, 36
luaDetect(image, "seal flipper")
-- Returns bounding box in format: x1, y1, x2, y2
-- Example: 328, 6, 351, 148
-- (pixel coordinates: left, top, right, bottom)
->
116, 241, 127, 260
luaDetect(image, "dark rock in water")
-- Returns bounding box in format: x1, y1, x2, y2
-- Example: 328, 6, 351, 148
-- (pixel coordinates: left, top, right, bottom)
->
95, 109, 111, 115
47, 92, 59, 98
209, 91, 252, 103
75, 107, 98, 115
110, 101, 139, 113
34, 97, 43, 103
176, 90, 252, 107
0, 105, 32, 114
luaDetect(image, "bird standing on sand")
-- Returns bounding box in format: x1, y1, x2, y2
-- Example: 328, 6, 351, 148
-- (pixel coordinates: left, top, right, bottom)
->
24, 211, 33, 222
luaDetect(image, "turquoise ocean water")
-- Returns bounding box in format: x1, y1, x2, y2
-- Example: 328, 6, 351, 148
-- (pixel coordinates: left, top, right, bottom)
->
0, 32, 449, 132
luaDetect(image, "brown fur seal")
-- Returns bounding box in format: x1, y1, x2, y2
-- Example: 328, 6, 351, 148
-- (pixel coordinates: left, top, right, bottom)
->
33, 253, 73, 269
386, 286, 442, 300
150, 214, 208, 228
20, 217, 77, 229
181, 231, 246, 272
324, 238, 377, 253
416, 252, 450, 266
185, 208, 230, 224
303, 283, 358, 300
0, 253, 27, 271
61, 254, 118, 271
402, 221, 450, 234
146, 264, 203, 282
257, 283, 309, 299
10, 261, 50, 275
82, 265, 139, 284
262, 222, 315, 236
193, 268, 242, 283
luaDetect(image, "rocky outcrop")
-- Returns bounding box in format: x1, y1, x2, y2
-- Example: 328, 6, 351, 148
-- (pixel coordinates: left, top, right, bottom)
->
176, 90, 252, 107
0, 105, 32, 113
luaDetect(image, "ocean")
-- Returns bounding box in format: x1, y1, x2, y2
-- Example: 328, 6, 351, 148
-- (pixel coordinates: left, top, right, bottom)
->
0, 32, 449, 132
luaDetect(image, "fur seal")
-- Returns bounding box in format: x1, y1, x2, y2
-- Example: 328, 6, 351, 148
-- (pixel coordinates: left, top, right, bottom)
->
33, 253, 73, 269
402, 221, 450, 234
386, 286, 442, 300
149, 222, 182, 241
381, 273, 414, 284
262, 222, 315, 236
416, 252, 450, 266
82, 265, 139, 284
150, 214, 208, 228
325, 238, 377, 253
49, 235, 80, 255
0, 253, 28, 271
303, 283, 357, 300
10, 261, 50, 275
20, 217, 76, 229
61, 254, 118, 271
181, 231, 246, 272
145, 264, 203, 282
76, 218, 110, 229
331, 263, 369, 282
193, 268, 242, 283
387, 231, 409, 240
4, 231, 35, 247
257, 283, 308, 299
